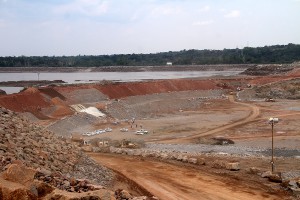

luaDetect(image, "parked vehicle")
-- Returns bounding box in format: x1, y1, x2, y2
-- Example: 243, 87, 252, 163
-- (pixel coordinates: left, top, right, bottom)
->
105, 127, 112, 132
120, 128, 129, 132
136, 129, 148, 135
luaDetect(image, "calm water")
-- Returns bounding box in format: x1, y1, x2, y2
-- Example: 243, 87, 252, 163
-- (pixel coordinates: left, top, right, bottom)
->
0, 70, 243, 94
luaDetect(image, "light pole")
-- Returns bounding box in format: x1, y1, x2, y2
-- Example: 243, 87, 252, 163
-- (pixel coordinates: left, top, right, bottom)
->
268, 117, 279, 173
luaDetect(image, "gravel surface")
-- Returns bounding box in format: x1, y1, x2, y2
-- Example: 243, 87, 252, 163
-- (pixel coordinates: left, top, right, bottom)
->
144, 143, 300, 158
59, 88, 108, 104
48, 112, 103, 136
107, 89, 225, 120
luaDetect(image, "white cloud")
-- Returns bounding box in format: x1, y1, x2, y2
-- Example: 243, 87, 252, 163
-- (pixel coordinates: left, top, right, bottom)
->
224, 10, 240, 18
199, 5, 210, 12
151, 5, 183, 16
54, 0, 108, 17
192, 20, 214, 26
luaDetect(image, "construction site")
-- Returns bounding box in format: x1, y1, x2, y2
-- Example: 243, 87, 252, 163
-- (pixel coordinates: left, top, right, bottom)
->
1, 64, 300, 200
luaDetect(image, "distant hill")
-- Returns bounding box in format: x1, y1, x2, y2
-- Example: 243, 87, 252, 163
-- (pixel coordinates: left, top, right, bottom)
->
1, 43, 300, 67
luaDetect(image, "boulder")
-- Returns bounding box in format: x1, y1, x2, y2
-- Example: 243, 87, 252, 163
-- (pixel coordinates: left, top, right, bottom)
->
282, 180, 298, 189
2, 163, 36, 186
160, 153, 169, 160
127, 149, 134, 156
188, 158, 197, 164
268, 173, 282, 183
133, 150, 142, 156
196, 158, 206, 165
176, 154, 183, 161
0, 177, 37, 200
182, 156, 188, 163
261, 171, 272, 178
30, 180, 55, 198
247, 167, 262, 175
291, 188, 300, 196
116, 148, 123, 154
44, 188, 116, 200
120, 189, 132, 199
225, 162, 240, 171
212, 160, 226, 169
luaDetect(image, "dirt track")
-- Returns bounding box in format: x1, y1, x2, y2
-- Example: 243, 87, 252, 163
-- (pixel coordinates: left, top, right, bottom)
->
90, 153, 283, 200
154, 95, 260, 143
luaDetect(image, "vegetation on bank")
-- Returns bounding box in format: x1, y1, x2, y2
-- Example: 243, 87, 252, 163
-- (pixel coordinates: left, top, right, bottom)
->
0, 43, 300, 67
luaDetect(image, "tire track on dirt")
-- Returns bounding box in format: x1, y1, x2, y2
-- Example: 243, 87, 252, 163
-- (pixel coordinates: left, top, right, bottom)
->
150, 95, 260, 143
89, 153, 282, 200
147, 95, 260, 143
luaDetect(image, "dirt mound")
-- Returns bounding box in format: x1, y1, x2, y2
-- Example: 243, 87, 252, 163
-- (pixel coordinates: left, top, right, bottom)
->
23, 87, 40, 93
48, 112, 103, 136
241, 64, 294, 76
39, 87, 66, 100
107, 90, 225, 119
96, 79, 219, 99
0, 89, 51, 113
0, 106, 113, 186
253, 78, 300, 99
56, 87, 108, 104
51, 97, 66, 105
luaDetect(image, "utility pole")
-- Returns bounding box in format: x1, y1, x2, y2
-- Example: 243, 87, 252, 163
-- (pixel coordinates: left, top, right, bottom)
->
268, 117, 279, 173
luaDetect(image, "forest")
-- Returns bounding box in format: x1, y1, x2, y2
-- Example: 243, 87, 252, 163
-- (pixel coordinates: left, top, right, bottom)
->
0, 43, 299, 67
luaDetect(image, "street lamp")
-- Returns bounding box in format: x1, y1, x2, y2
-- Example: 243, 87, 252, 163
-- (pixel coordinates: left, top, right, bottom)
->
268, 117, 279, 173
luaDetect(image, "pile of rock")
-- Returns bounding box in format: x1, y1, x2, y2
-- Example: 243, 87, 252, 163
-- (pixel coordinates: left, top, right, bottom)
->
35, 169, 104, 193
106, 90, 225, 120
241, 64, 294, 76
0, 163, 116, 200
0, 106, 113, 186
0, 107, 158, 200
109, 147, 241, 171
115, 189, 159, 200
250, 168, 300, 197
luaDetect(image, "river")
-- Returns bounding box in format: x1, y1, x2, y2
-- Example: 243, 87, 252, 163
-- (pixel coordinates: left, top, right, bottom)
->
0, 70, 243, 94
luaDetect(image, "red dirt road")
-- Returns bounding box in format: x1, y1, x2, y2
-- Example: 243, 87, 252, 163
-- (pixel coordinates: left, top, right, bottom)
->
90, 153, 282, 200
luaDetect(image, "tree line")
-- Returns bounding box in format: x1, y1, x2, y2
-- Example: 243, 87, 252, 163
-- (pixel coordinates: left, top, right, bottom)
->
0, 43, 299, 67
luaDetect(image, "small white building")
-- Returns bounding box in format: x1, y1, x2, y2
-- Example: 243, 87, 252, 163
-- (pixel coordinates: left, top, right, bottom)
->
166, 62, 172, 66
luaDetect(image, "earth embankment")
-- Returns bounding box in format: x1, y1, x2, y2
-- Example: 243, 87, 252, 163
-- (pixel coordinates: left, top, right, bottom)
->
0, 79, 222, 118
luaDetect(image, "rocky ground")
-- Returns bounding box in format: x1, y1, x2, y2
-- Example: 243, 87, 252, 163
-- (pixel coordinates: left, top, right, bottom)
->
241, 64, 298, 76
107, 89, 225, 120
0, 106, 113, 186
0, 106, 157, 199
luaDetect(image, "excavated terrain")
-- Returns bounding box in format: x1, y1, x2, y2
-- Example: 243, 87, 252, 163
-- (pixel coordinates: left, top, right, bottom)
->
1, 65, 300, 199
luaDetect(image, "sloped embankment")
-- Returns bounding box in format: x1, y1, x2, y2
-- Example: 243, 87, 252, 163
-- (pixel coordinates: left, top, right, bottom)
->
0, 106, 113, 186
0, 88, 51, 113
0, 79, 222, 119
95, 79, 220, 99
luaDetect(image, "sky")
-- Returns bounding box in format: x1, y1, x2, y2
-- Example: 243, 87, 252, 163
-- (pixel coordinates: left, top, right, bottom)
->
0, 0, 299, 56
